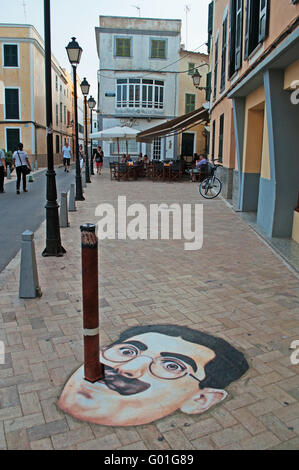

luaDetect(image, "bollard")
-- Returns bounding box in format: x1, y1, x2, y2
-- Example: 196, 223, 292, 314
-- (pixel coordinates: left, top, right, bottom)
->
6, 165, 11, 180
60, 192, 69, 228
81, 223, 104, 383
34, 160, 38, 171
82, 169, 87, 189
19, 230, 42, 299
69, 184, 76, 212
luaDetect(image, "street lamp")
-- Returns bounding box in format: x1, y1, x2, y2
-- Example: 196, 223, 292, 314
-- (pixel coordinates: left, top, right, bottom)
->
192, 69, 207, 90
66, 37, 84, 201
88, 96, 96, 176
42, 0, 66, 257
80, 78, 91, 183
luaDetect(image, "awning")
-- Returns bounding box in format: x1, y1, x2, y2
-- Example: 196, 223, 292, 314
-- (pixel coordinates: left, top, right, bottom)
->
136, 107, 209, 143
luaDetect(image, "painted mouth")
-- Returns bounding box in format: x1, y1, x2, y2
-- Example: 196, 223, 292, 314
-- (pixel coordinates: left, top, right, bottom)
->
97, 366, 151, 396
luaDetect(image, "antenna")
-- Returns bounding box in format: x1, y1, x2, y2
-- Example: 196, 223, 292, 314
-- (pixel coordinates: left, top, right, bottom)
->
131, 5, 141, 17
22, 0, 28, 23
184, 4, 191, 50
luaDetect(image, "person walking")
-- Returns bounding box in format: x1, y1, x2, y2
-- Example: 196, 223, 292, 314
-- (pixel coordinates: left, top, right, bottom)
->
13, 143, 32, 194
79, 144, 85, 173
94, 146, 104, 175
0, 149, 7, 193
62, 141, 72, 173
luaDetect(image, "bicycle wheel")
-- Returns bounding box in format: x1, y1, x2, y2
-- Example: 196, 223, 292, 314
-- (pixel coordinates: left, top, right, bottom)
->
199, 177, 222, 199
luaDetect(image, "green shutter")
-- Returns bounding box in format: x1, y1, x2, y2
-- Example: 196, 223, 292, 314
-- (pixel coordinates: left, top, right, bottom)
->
258, 0, 270, 43
185, 94, 196, 114
206, 72, 212, 101
116, 38, 131, 57
151, 40, 166, 59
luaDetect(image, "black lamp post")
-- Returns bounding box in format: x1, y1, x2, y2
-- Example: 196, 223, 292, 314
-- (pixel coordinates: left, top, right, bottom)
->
88, 96, 96, 176
66, 37, 84, 201
80, 78, 91, 183
42, 0, 66, 257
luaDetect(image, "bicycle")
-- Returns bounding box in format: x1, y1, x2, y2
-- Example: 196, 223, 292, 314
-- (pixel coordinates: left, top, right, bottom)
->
199, 159, 223, 199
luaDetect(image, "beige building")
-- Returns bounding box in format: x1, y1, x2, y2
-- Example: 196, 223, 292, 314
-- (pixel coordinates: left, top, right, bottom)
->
0, 24, 74, 167
178, 48, 209, 157
208, 0, 299, 243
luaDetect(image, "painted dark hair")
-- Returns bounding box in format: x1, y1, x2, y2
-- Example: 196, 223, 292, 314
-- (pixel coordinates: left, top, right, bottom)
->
117, 324, 249, 390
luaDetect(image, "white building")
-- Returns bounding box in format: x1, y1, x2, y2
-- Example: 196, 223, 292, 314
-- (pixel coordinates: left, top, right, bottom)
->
95, 16, 182, 163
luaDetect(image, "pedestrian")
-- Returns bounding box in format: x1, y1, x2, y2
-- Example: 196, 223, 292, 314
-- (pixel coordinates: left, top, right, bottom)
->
94, 146, 104, 175
79, 144, 85, 173
13, 143, 32, 194
0, 149, 7, 193
62, 141, 72, 173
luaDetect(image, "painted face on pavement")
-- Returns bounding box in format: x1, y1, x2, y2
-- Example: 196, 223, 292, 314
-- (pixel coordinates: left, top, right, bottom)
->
58, 332, 230, 426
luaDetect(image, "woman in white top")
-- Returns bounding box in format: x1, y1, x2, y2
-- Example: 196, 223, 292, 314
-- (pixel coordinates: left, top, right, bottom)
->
13, 143, 32, 194
0, 149, 7, 193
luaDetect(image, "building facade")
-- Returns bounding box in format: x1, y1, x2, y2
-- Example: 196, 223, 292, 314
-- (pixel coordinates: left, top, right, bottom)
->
178, 48, 209, 157
208, 0, 299, 243
0, 24, 81, 167
95, 16, 182, 163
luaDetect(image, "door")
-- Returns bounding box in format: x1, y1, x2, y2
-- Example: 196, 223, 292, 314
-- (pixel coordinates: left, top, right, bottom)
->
181, 133, 194, 157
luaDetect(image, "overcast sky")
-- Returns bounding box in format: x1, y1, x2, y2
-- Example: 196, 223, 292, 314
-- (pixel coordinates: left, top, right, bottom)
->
1, 0, 210, 98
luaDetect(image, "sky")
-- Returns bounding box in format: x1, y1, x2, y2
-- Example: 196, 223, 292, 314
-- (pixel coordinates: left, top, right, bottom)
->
1, 0, 211, 100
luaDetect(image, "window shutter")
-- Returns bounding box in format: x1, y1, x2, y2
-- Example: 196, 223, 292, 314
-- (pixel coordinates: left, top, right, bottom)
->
235, 0, 243, 71
228, 0, 236, 78
206, 72, 212, 101
258, 0, 270, 43
5, 89, 19, 119
220, 17, 228, 91
208, 1, 214, 34
244, 0, 251, 59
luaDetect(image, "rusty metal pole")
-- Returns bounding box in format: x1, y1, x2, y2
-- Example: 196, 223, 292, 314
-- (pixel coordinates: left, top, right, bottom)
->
80, 223, 104, 383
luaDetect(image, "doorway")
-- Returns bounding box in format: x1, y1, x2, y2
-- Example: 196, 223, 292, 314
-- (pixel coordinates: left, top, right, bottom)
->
181, 133, 194, 157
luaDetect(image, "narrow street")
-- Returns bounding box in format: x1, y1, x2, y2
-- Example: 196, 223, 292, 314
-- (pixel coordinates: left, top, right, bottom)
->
0, 167, 75, 272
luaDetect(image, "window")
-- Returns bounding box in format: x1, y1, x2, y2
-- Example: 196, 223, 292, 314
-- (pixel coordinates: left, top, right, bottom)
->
185, 94, 196, 114
56, 75, 58, 91
115, 37, 131, 57
213, 38, 219, 100
211, 120, 216, 160
60, 103, 63, 123
188, 63, 195, 75
67, 111, 71, 126
206, 71, 212, 101
78, 124, 84, 134
56, 135, 60, 153
6, 128, 20, 152
3, 44, 18, 67
220, 17, 228, 91
207, 1, 214, 54
116, 79, 164, 110
112, 140, 138, 155
64, 106, 66, 125
229, 0, 244, 78
5, 88, 20, 120
153, 137, 162, 160
151, 40, 166, 59
244, 0, 270, 59
56, 104, 59, 126
218, 114, 224, 163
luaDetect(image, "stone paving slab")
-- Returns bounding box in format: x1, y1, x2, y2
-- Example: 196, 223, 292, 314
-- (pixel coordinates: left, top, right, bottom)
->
0, 170, 298, 450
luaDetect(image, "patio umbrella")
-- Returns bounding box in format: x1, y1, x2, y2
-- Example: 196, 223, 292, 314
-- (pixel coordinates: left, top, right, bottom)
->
89, 126, 140, 163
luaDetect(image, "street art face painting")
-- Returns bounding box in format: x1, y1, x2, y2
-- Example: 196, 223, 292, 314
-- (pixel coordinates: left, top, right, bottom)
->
58, 325, 249, 427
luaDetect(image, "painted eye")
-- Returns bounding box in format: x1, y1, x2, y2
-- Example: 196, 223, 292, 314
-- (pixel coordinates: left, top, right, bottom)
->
161, 359, 186, 373
102, 344, 139, 362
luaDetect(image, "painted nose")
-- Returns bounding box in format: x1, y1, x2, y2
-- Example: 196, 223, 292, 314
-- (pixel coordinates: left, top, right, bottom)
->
116, 356, 152, 379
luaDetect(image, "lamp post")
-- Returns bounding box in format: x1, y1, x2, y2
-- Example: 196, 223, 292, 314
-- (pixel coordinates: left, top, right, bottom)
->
88, 96, 96, 176
80, 78, 91, 183
192, 68, 210, 91
42, 0, 66, 257
66, 37, 84, 201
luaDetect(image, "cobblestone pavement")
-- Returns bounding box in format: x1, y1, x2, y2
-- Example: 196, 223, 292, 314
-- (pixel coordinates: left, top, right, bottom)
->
0, 170, 299, 450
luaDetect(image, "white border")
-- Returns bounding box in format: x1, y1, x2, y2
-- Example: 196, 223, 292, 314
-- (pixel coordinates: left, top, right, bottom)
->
2, 43, 20, 69
5, 127, 22, 152
3, 86, 21, 120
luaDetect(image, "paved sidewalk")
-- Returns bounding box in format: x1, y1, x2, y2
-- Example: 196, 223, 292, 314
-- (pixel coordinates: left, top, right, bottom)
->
0, 170, 299, 450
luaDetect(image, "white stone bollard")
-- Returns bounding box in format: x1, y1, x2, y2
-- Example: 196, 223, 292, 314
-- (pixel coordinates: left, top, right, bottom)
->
6, 166, 11, 180
19, 230, 42, 299
60, 192, 69, 228
69, 184, 76, 212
